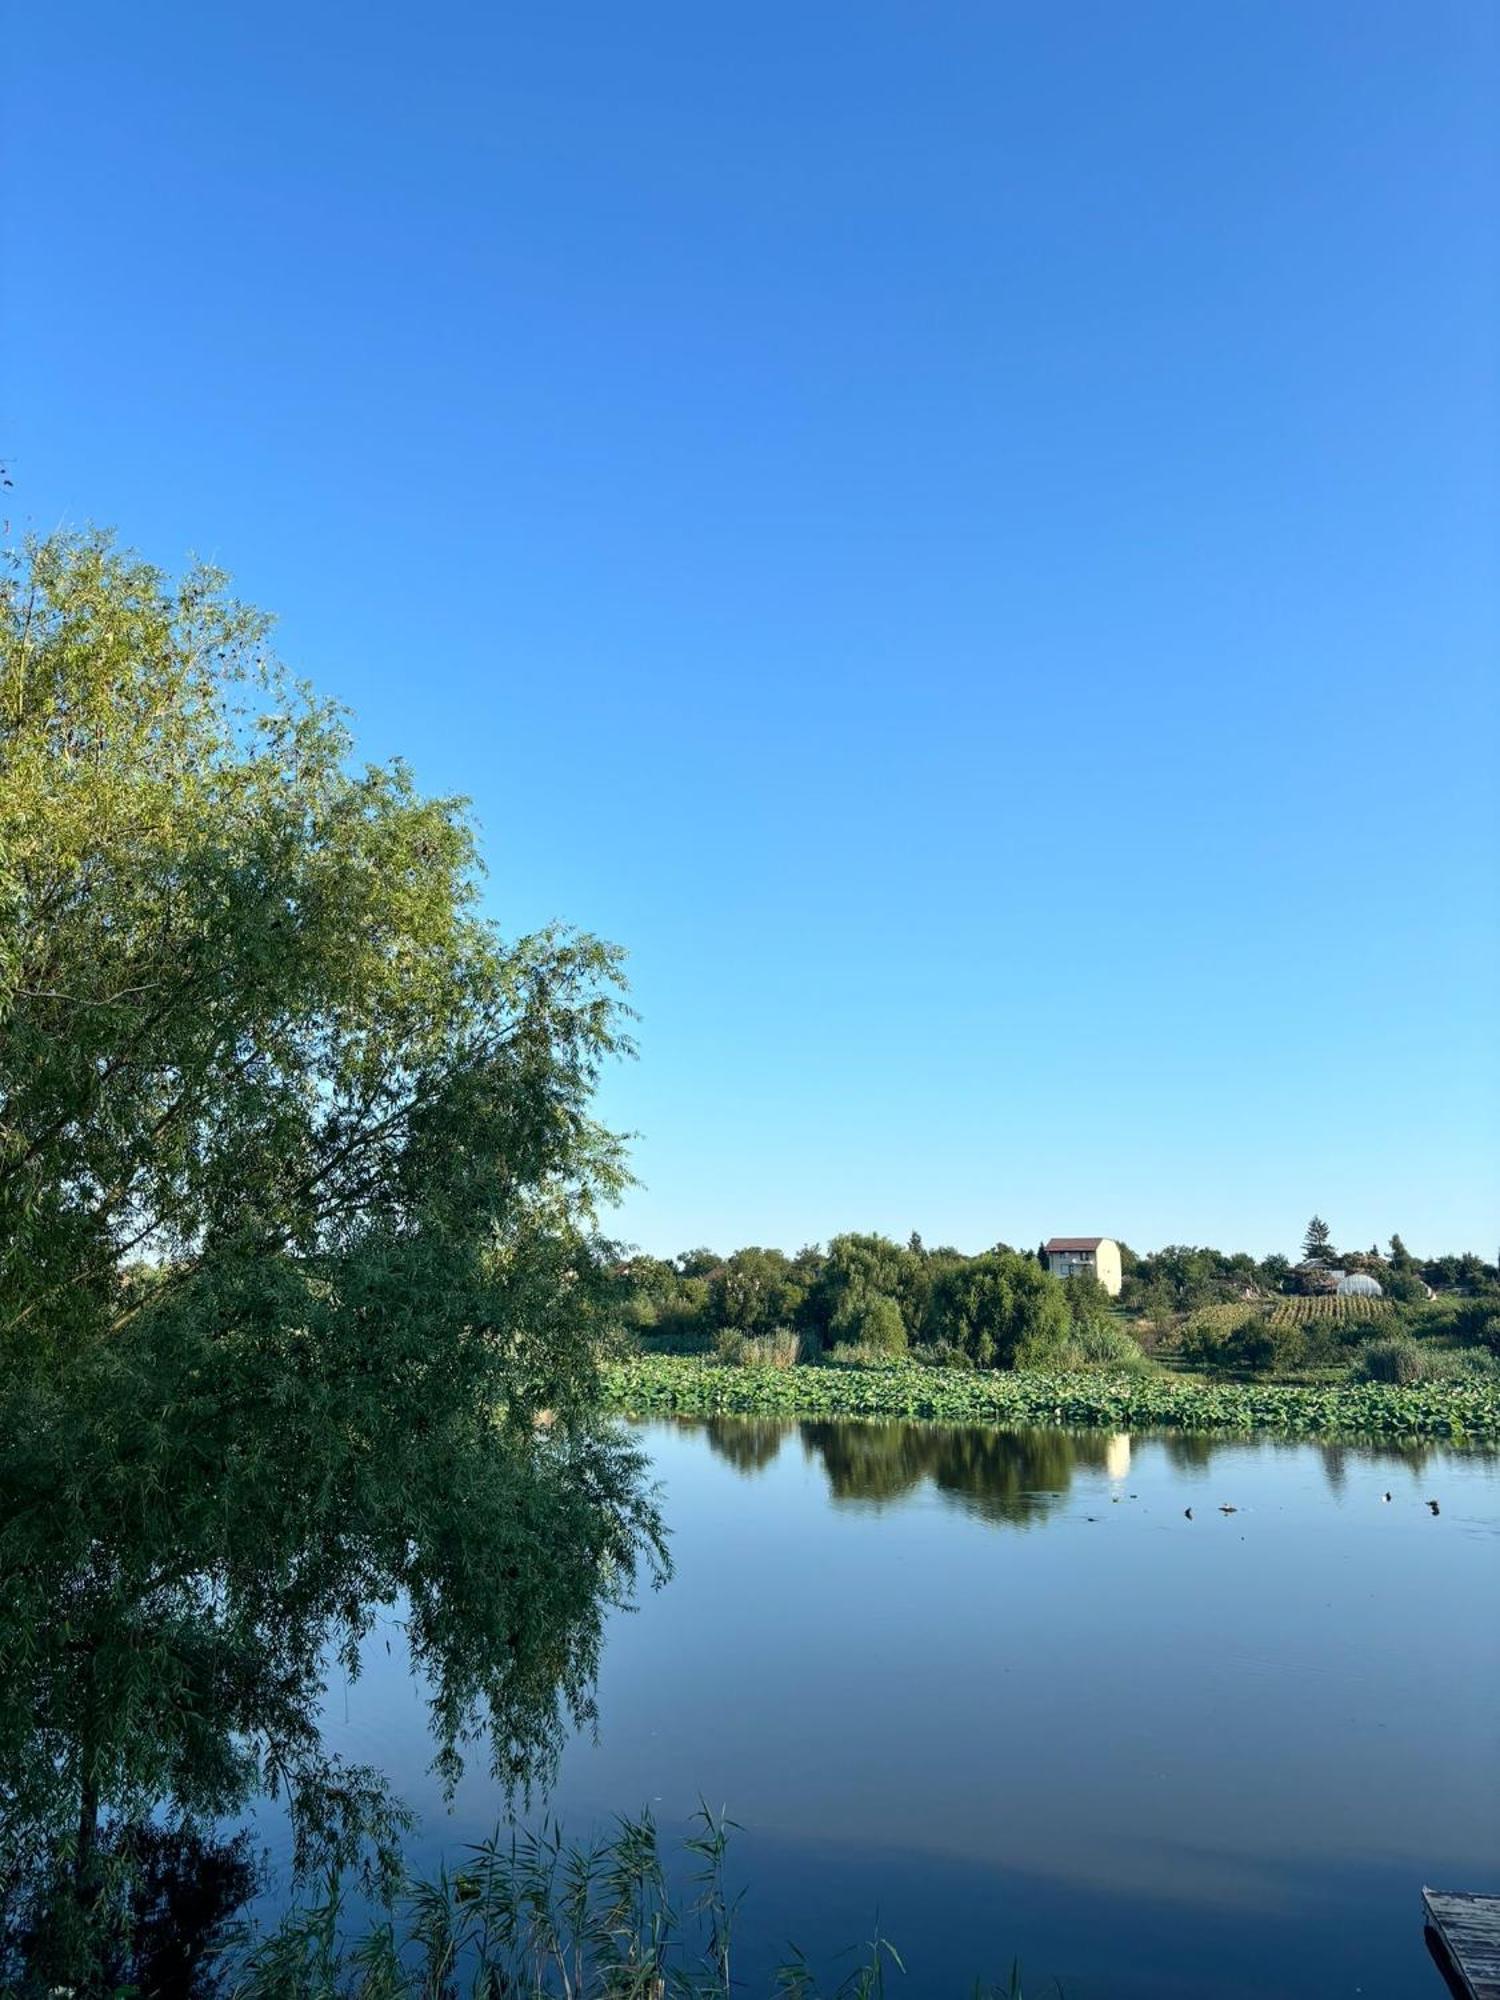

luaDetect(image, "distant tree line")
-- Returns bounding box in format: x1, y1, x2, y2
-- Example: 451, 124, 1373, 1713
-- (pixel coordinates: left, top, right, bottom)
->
617, 1233, 1129, 1369
618, 1225, 1499, 1371
1120, 1223, 1495, 1320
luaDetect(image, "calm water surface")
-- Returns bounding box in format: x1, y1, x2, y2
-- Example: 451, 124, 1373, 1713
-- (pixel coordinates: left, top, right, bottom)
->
276, 1419, 1499, 1999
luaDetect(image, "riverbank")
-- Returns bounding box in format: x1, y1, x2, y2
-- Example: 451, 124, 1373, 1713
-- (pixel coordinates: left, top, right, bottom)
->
601, 1355, 1500, 1442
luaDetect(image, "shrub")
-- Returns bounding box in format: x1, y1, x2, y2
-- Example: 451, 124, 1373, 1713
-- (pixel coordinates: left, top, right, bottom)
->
1066, 1319, 1152, 1371
1178, 1305, 1244, 1365
1399, 1345, 1500, 1384
1384, 1268, 1430, 1305
635, 1327, 714, 1356
1354, 1337, 1427, 1386
743, 1329, 802, 1369
713, 1328, 806, 1368
927, 1251, 1069, 1368
1222, 1312, 1307, 1376
921, 1339, 977, 1371
1392, 1292, 1500, 1354
830, 1287, 907, 1354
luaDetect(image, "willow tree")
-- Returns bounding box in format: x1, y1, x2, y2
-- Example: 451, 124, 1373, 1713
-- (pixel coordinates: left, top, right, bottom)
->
0, 528, 635, 1396
0, 531, 665, 1985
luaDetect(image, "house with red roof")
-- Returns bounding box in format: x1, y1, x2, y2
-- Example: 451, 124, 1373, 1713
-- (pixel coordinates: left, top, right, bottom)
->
1044, 1236, 1123, 1297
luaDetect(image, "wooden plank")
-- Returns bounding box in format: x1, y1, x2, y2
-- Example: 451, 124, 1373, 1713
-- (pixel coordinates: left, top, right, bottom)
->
1424, 1889, 1500, 2000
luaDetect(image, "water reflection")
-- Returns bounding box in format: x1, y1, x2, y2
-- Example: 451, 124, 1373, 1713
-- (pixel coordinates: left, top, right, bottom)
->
0, 1383, 665, 1995
701, 1415, 790, 1475
695, 1413, 1482, 1522
799, 1419, 1112, 1524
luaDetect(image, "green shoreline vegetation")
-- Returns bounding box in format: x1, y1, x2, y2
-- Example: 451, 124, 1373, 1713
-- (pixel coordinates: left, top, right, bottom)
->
613, 1228, 1500, 1404
602, 1355, 1500, 1443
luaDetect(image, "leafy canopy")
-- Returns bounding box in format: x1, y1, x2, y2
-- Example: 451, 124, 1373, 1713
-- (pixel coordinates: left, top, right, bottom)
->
0, 528, 629, 1416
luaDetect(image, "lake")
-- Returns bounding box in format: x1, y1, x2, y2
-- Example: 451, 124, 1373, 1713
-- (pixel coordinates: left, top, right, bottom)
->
265, 1417, 1499, 1998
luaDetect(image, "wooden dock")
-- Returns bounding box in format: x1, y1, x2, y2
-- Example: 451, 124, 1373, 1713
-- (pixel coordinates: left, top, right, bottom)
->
1424, 1889, 1500, 2000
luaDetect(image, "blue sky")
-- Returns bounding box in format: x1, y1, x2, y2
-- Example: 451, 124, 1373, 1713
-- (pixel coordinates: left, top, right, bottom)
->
5, 3, 1496, 1260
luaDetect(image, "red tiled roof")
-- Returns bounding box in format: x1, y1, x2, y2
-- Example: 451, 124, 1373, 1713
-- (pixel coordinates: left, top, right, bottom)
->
1044, 1236, 1107, 1253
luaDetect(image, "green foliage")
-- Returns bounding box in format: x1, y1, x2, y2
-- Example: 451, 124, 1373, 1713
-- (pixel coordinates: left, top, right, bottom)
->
1420, 1251, 1497, 1291
1394, 1289, 1500, 1355
620, 1257, 712, 1341
1052, 1316, 1152, 1372
1354, 1337, 1428, 1386
621, 1236, 1495, 1379
1060, 1271, 1114, 1335
813, 1233, 924, 1349
0, 530, 668, 1989
0, 530, 632, 1413
1120, 1244, 1263, 1313
1221, 1312, 1307, 1377
830, 1286, 907, 1354
1302, 1216, 1335, 1264
1178, 1304, 1246, 1365
1382, 1266, 1429, 1305
930, 1250, 1070, 1368
712, 1328, 803, 1368
602, 1354, 1500, 1442
709, 1247, 807, 1339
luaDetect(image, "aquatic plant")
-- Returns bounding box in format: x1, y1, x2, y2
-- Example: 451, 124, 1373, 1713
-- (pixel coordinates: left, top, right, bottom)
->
226, 1807, 1056, 1998
600, 1356, 1500, 1443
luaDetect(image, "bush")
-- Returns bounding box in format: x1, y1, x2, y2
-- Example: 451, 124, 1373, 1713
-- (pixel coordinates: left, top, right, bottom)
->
1354, 1337, 1427, 1386
1384, 1268, 1430, 1305
1039, 1319, 1151, 1373
825, 1341, 896, 1369
829, 1288, 907, 1354
713, 1328, 805, 1368
1222, 1312, 1307, 1376
1178, 1305, 1244, 1366
926, 1251, 1069, 1368
921, 1339, 977, 1371
1387, 1344, 1500, 1385
1393, 1291, 1500, 1355
634, 1328, 713, 1356
744, 1329, 802, 1368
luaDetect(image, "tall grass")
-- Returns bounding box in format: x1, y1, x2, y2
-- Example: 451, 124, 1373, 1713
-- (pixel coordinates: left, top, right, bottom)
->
712, 1328, 807, 1369
227, 1808, 1053, 1998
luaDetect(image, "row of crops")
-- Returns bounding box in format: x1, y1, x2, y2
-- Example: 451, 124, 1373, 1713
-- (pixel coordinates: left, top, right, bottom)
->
1267, 1295, 1393, 1326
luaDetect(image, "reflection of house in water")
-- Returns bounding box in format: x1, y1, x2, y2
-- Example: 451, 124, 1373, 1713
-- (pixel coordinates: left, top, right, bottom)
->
1105, 1433, 1131, 1481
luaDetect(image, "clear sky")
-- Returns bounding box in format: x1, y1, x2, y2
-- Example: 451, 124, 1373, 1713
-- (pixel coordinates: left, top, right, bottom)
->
4, 3, 1496, 1261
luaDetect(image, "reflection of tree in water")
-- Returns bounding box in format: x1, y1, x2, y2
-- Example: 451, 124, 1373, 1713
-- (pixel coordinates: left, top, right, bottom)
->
1161, 1430, 1217, 1472
0, 1348, 667, 1996
797, 1421, 1115, 1526
8, 1823, 257, 1999
701, 1416, 792, 1475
